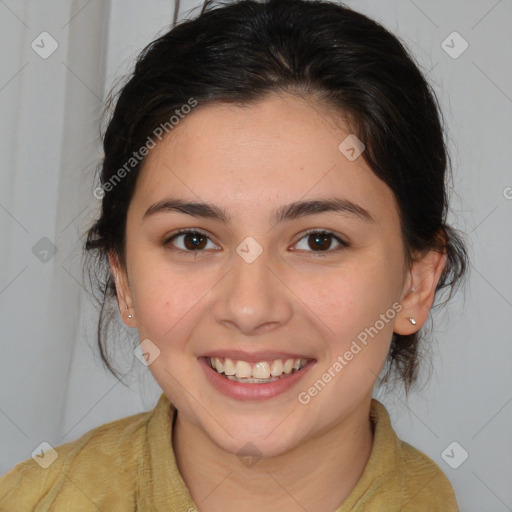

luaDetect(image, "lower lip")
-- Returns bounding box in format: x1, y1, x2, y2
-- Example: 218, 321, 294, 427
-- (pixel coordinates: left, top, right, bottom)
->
199, 357, 316, 401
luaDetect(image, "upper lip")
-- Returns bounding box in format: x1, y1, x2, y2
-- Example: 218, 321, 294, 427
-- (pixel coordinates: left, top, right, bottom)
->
201, 350, 315, 363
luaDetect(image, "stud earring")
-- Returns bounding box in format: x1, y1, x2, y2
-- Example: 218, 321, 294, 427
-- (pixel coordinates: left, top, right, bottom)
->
408, 317, 417, 325
128, 313, 133, 319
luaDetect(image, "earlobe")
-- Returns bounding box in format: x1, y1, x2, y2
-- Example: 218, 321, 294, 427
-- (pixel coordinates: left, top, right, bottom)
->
394, 249, 447, 335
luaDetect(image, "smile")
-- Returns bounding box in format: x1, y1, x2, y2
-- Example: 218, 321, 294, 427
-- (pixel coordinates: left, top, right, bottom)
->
206, 356, 309, 383
200, 355, 316, 400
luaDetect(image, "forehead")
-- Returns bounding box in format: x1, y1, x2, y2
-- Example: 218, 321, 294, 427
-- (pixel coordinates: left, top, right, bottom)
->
131, 93, 399, 226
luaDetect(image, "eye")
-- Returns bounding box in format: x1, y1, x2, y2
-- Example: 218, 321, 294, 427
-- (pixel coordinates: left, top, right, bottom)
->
164, 229, 219, 253
163, 228, 349, 255
292, 229, 349, 254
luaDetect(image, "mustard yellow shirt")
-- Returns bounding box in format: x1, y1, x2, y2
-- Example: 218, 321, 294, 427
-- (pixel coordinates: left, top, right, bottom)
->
0, 393, 459, 511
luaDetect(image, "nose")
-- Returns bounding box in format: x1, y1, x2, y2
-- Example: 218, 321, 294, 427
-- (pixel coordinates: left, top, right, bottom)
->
211, 247, 293, 336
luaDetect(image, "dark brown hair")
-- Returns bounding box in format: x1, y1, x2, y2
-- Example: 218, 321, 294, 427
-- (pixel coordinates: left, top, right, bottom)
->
84, 0, 469, 392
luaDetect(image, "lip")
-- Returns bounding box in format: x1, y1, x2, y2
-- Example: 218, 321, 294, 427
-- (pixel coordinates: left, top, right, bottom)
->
202, 349, 314, 363
199, 356, 316, 401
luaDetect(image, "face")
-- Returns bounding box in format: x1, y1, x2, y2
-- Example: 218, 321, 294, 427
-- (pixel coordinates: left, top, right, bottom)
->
110, 93, 443, 457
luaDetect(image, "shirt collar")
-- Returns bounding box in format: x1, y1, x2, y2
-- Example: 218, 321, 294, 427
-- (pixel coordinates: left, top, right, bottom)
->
140, 393, 403, 510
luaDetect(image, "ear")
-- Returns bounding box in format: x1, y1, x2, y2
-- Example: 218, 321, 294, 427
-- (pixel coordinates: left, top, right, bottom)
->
108, 251, 137, 327
394, 247, 447, 336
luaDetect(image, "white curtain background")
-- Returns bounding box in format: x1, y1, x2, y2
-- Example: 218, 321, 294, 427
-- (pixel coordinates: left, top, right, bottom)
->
1, 1, 511, 510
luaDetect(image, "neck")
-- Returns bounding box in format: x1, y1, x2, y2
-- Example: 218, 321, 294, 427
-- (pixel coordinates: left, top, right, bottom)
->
172, 397, 374, 512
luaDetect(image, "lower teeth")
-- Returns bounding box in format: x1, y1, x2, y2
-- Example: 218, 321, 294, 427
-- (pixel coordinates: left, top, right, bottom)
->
225, 375, 282, 383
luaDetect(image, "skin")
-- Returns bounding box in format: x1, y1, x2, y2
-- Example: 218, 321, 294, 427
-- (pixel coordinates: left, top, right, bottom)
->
109, 92, 446, 512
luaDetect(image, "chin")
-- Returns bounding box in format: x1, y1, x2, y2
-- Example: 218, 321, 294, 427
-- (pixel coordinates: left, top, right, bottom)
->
202, 415, 304, 460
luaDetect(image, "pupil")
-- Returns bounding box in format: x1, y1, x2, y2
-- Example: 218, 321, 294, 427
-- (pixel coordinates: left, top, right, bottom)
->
309, 233, 331, 251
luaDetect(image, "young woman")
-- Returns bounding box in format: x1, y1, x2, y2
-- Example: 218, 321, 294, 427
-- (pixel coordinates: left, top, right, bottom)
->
0, 0, 468, 510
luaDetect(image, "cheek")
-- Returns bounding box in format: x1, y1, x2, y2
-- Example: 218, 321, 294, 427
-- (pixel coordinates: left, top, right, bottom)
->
293, 255, 399, 360
129, 257, 215, 345
292, 271, 397, 403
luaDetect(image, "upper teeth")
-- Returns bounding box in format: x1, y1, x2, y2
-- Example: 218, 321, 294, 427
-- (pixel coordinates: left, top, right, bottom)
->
207, 357, 308, 379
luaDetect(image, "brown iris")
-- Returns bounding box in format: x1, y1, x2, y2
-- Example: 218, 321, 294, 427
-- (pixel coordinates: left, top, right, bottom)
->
183, 232, 208, 250
307, 232, 333, 251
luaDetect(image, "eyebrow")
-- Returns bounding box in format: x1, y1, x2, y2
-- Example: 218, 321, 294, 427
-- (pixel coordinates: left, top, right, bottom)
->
143, 197, 375, 224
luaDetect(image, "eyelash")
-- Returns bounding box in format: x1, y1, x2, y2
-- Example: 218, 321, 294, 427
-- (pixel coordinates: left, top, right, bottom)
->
163, 228, 350, 256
